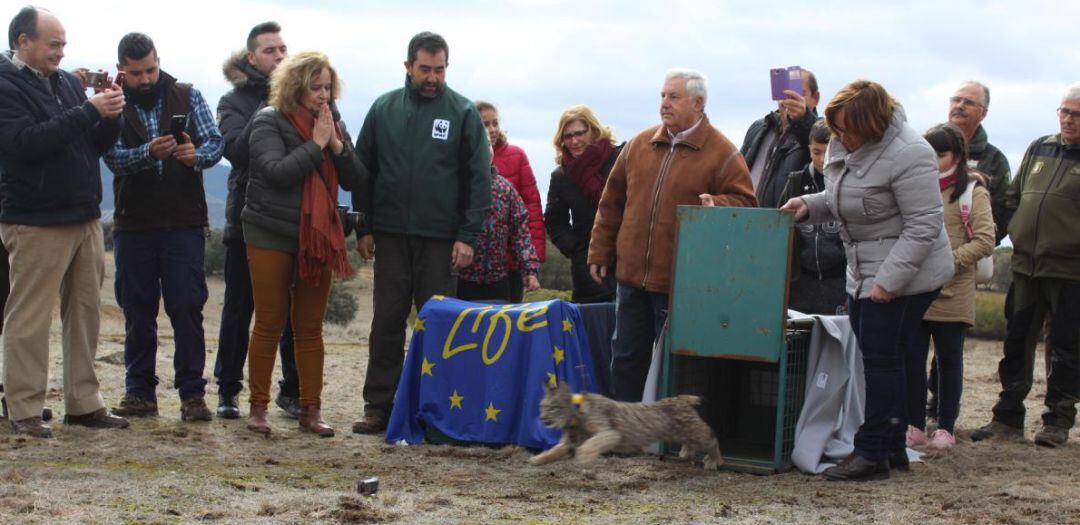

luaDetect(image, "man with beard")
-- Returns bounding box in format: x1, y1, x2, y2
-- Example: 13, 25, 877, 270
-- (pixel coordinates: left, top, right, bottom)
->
0, 6, 129, 438
213, 21, 301, 420
351, 31, 491, 434
103, 32, 223, 422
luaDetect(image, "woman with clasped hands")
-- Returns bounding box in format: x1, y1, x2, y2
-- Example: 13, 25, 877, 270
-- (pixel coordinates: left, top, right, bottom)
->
242, 51, 366, 436
780, 80, 954, 481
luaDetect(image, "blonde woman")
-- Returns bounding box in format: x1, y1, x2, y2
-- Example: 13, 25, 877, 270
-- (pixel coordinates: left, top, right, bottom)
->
242, 51, 366, 435
542, 105, 622, 303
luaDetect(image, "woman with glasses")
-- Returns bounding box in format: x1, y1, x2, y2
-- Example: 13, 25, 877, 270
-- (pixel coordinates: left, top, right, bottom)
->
543, 105, 623, 303
782, 80, 954, 481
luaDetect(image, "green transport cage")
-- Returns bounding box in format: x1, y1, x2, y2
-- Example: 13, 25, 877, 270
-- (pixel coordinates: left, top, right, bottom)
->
660, 206, 812, 474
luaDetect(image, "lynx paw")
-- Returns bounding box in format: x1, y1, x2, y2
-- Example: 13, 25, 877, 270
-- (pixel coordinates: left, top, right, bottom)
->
703, 457, 723, 471
678, 446, 693, 460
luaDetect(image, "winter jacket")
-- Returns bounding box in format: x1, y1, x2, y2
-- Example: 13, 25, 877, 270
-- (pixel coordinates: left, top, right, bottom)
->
787, 164, 847, 281
217, 51, 270, 242
492, 141, 545, 263
459, 171, 540, 285
803, 107, 954, 299
1004, 134, 1080, 282
739, 108, 816, 208
242, 107, 366, 253
589, 115, 757, 293
353, 78, 491, 246
0, 51, 121, 225
966, 125, 1011, 244
545, 144, 623, 303
924, 182, 995, 326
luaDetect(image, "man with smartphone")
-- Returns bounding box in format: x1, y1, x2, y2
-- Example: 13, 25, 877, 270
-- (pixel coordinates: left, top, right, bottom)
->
0, 7, 129, 438
740, 67, 820, 208
214, 21, 301, 420
103, 32, 223, 422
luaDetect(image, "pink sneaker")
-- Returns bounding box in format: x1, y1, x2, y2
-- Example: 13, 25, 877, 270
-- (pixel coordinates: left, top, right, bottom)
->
926, 429, 956, 451
906, 425, 929, 449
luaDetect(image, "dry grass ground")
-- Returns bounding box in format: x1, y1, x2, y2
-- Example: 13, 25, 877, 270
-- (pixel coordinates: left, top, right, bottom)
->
2, 255, 1080, 524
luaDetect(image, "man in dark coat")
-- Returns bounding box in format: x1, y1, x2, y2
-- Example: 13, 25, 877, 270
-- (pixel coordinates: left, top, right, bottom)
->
213, 21, 301, 420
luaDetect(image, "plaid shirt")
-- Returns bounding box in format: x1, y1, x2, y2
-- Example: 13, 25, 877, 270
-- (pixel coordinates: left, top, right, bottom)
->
459, 173, 540, 285
104, 87, 223, 175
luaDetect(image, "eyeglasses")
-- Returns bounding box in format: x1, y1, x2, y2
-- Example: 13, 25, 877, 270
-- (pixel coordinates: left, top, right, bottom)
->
561, 129, 589, 141
949, 96, 985, 109
1058, 107, 1080, 120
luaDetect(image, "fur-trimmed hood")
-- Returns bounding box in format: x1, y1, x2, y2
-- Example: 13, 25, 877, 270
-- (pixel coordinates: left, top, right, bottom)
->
223, 49, 258, 88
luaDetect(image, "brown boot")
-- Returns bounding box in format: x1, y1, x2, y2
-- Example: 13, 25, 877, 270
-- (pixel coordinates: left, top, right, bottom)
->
299, 403, 334, 437
247, 401, 271, 435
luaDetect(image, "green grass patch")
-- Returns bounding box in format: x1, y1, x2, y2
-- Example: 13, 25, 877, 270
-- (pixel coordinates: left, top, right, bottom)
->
972, 290, 1006, 340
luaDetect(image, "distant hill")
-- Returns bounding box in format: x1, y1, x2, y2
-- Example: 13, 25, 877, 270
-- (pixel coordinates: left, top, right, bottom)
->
99, 160, 355, 229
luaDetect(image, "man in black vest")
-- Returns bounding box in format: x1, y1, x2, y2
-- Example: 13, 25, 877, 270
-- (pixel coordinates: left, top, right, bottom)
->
103, 32, 223, 422
213, 22, 301, 420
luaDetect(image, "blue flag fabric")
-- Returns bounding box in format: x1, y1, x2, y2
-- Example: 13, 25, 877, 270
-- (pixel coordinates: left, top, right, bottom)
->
386, 298, 597, 449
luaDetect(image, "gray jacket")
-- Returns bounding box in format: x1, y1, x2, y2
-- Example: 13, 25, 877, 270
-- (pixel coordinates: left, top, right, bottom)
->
243, 107, 365, 252
802, 107, 953, 299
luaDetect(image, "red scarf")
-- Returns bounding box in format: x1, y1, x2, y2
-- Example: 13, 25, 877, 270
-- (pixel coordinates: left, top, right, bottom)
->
286, 108, 354, 284
562, 140, 614, 206
938, 173, 957, 191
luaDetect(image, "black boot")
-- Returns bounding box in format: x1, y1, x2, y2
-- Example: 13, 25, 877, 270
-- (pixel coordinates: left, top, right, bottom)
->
216, 394, 240, 419
888, 449, 909, 471
823, 454, 890, 481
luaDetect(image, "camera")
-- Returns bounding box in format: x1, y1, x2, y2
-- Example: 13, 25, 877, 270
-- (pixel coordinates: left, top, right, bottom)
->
337, 205, 362, 237
84, 71, 110, 90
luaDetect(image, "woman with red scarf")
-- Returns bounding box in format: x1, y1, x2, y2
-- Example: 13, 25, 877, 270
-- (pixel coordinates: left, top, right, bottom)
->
476, 101, 545, 302
543, 105, 623, 303
243, 51, 366, 436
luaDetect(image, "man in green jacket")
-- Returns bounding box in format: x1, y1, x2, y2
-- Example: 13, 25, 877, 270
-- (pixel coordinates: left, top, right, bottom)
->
351, 31, 491, 434
972, 82, 1080, 448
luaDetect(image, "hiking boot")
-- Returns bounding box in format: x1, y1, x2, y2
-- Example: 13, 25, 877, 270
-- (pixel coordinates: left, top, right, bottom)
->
180, 396, 212, 422
112, 395, 159, 418
299, 403, 334, 437
11, 416, 52, 438
970, 421, 1023, 442
823, 454, 889, 482
63, 408, 130, 429
247, 401, 271, 435
906, 425, 930, 449
351, 412, 387, 435
926, 429, 956, 451
216, 394, 240, 419
275, 392, 300, 420
1033, 425, 1069, 448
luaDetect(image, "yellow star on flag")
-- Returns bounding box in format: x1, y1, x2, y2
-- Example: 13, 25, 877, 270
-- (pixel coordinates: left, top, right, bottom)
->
546, 372, 557, 387
562, 319, 573, 332
421, 357, 435, 376
414, 318, 426, 332
431, 295, 446, 301
485, 402, 502, 422
552, 346, 565, 365
449, 390, 464, 409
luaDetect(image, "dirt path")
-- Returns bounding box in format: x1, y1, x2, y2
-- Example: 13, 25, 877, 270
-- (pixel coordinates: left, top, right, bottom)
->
2, 266, 1079, 524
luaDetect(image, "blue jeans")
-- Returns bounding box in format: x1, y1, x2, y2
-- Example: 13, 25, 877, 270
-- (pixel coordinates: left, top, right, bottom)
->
610, 283, 668, 402
908, 321, 966, 433
114, 228, 208, 401
848, 289, 939, 461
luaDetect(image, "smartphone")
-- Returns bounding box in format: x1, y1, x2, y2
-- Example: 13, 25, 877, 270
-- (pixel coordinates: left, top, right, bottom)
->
84, 71, 109, 90
170, 114, 188, 144
114, 70, 126, 87
770, 66, 804, 101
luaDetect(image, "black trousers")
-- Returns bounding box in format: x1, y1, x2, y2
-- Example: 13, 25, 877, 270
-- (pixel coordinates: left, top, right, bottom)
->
991, 274, 1080, 429
364, 234, 456, 416
213, 238, 298, 398
507, 271, 524, 303
457, 277, 511, 303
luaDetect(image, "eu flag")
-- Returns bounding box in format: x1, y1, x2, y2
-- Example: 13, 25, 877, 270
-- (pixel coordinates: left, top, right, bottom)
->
386, 298, 596, 449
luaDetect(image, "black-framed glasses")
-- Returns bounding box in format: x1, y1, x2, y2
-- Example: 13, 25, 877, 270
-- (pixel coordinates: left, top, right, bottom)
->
1058, 107, 1080, 120
561, 129, 589, 141
949, 96, 985, 109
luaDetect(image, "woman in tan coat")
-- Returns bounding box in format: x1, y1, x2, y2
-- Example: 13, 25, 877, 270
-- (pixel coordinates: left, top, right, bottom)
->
905, 123, 995, 451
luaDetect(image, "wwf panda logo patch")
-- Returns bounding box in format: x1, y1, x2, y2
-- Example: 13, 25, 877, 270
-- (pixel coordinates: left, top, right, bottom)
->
432, 119, 450, 140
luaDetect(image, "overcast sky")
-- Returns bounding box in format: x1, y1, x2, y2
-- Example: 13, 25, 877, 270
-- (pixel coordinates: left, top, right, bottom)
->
34, 0, 1080, 204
